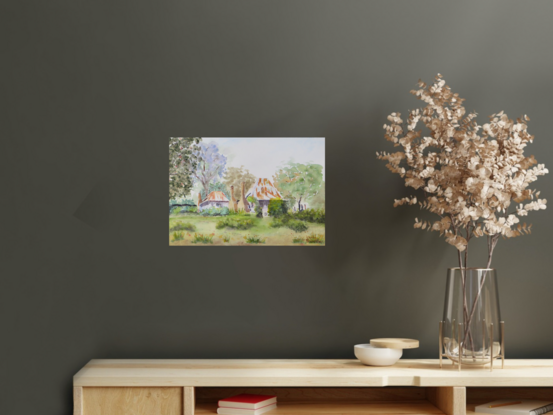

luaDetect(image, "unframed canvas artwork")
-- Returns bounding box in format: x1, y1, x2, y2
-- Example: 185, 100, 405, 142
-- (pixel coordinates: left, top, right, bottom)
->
169, 137, 325, 246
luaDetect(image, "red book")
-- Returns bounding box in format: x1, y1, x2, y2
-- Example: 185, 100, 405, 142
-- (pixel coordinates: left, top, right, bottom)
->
218, 394, 277, 410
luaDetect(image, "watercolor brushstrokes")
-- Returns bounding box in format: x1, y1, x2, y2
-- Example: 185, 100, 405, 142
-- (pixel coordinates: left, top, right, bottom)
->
169, 137, 325, 246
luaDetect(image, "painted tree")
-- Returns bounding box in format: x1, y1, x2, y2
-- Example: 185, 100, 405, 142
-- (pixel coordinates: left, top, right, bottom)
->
193, 142, 227, 200
308, 183, 325, 209
273, 163, 324, 212
223, 166, 256, 211
169, 137, 202, 200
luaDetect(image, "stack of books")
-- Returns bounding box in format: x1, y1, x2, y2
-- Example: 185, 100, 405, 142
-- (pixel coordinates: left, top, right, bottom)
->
475, 400, 553, 415
217, 394, 277, 415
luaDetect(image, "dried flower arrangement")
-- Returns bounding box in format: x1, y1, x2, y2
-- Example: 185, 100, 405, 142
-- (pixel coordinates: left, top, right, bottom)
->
378, 74, 548, 270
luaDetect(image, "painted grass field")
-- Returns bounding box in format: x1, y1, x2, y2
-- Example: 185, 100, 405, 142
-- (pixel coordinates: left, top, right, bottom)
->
169, 214, 325, 246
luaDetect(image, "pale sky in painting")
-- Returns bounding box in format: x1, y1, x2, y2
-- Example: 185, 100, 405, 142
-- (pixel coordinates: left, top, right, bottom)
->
204, 137, 325, 180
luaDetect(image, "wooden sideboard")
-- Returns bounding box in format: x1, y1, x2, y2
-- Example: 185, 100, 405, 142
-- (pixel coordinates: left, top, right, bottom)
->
73, 359, 553, 415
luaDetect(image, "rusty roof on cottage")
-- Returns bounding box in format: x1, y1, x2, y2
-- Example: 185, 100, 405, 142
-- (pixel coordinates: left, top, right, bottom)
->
204, 191, 229, 202
246, 178, 283, 201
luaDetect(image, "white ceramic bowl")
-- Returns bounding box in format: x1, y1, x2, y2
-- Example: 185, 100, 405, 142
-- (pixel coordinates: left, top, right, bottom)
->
354, 344, 403, 366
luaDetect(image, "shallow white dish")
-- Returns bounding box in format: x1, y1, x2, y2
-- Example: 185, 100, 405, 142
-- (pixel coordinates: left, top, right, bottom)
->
354, 344, 403, 366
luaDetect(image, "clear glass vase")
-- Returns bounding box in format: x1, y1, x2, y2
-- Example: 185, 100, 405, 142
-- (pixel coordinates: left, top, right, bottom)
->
441, 268, 503, 366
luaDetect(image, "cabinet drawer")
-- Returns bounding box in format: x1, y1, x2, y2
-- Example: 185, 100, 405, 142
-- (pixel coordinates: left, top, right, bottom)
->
81, 387, 182, 415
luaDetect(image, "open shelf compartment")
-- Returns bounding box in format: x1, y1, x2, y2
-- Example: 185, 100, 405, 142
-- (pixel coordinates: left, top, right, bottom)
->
195, 387, 463, 415
466, 388, 553, 415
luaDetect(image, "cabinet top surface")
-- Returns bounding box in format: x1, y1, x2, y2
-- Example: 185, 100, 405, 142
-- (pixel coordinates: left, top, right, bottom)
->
73, 359, 553, 387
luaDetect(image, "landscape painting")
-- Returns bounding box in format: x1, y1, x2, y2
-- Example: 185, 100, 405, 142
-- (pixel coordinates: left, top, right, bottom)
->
169, 137, 325, 246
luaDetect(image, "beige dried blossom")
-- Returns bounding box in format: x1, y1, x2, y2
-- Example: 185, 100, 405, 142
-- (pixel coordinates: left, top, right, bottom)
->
378, 74, 548, 268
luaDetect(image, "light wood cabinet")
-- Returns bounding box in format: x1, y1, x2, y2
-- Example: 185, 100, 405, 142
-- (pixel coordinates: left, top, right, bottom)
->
73, 359, 553, 415
80, 387, 182, 415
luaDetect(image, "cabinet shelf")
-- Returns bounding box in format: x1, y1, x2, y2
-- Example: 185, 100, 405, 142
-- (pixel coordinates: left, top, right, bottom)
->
72, 359, 553, 415
196, 401, 444, 414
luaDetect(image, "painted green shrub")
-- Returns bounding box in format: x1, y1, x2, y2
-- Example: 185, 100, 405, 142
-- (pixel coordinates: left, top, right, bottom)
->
172, 231, 185, 241
244, 234, 266, 244
192, 233, 214, 244
216, 217, 255, 230
169, 221, 196, 232
252, 198, 263, 218
286, 219, 308, 233
292, 233, 325, 244
219, 234, 231, 243
200, 207, 229, 216
293, 208, 325, 224
270, 216, 308, 232
268, 198, 288, 217
169, 198, 197, 215
304, 233, 325, 244
228, 208, 249, 216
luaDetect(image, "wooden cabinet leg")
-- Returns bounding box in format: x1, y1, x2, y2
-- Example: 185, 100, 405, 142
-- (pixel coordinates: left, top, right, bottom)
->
74, 387, 83, 415
427, 386, 466, 415
184, 387, 195, 415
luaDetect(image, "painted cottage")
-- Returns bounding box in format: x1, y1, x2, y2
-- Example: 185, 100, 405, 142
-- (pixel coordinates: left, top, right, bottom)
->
198, 191, 229, 211
245, 178, 283, 216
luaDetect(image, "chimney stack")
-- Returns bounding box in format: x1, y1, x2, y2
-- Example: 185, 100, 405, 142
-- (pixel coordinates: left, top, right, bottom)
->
230, 185, 237, 211
241, 181, 250, 213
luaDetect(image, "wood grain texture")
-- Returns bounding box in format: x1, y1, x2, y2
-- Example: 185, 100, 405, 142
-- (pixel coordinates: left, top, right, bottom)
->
466, 403, 479, 415
82, 387, 182, 415
184, 386, 195, 415
466, 387, 553, 404
196, 402, 443, 414
196, 387, 426, 403
427, 387, 466, 415
370, 339, 419, 349
73, 359, 553, 387
73, 387, 83, 415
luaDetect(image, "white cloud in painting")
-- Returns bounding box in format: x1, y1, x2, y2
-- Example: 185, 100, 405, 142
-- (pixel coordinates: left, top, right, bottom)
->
204, 137, 325, 180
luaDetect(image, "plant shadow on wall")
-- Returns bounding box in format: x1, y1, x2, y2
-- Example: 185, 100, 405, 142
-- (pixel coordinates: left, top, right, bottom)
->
321, 104, 448, 274
298, 104, 451, 343
377, 74, 548, 365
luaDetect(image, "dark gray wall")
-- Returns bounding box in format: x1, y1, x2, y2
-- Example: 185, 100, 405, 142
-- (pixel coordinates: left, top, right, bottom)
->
2, 1, 553, 414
